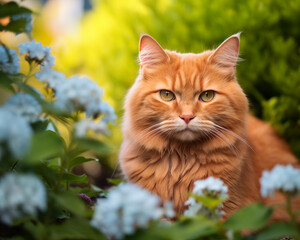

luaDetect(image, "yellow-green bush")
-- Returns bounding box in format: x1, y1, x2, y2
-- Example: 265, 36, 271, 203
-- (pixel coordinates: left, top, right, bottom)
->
52, 0, 300, 158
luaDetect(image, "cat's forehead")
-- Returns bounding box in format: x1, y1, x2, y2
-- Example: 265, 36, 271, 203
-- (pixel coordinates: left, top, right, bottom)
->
158, 50, 218, 91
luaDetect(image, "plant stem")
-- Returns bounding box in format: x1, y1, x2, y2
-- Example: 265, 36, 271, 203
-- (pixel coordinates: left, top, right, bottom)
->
10, 160, 18, 171
285, 193, 296, 225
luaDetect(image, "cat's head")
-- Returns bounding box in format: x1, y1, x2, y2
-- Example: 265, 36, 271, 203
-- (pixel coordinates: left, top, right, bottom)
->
123, 34, 248, 152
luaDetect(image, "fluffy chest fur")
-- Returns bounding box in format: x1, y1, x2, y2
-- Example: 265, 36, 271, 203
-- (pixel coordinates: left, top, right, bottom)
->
120, 138, 258, 214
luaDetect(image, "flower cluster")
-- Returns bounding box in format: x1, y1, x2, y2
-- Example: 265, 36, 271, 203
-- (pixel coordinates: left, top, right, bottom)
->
192, 177, 228, 198
260, 164, 300, 198
184, 177, 228, 219
0, 45, 20, 74
53, 75, 117, 122
75, 119, 109, 138
0, 108, 32, 159
3, 93, 42, 123
91, 183, 174, 239
19, 41, 55, 68
54, 76, 103, 117
35, 68, 66, 90
0, 173, 47, 225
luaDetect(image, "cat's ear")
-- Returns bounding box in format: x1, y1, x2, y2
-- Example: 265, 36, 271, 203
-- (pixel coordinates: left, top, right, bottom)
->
208, 33, 241, 69
139, 34, 169, 68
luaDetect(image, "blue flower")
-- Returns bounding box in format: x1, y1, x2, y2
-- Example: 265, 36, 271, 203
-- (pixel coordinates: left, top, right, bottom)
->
0, 173, 47, 225
11, 13, 32, 33
192, 177, 228, 199
99, 101, 117, 124
35, 68, 66, 90
74, 119, 109, 138
4, 93, 42, 123
19, 41, 54, 68
0, 108, 32, 159
184, 177, 228, 219
260, 164, 300, 198
0, 45, 20, 74
54, 75, 105, 117
91, 183, 172, 239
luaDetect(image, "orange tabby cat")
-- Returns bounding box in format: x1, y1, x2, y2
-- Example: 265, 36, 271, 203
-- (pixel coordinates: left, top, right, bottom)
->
119, 33, 299, 221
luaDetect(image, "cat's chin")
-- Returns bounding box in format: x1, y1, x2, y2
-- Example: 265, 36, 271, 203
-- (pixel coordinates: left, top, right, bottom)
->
174, 129, 198, 141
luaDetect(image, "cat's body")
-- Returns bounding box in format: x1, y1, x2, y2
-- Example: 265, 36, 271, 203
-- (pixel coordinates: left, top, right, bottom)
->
119, 34, 299, 220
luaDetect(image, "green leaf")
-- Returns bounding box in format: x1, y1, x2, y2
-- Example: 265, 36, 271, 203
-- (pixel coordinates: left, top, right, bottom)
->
0, 1, 32, 34
48, 217, 105, 240
0, 2, 31, 18
62, 173, 89, 185
256, 222, 300, 240
107, 178, 125, 185
0, 72, 15, 93
23, 221, 46, 240
69, 156, 95, 170
34, 164, 58, 188
26, 131, 65, 163
223, 203, 273, 231
91, 184, 108, 197
152, 215, 219, 240
31, 119, 50, 132
75, 138, 110, 155
190, 194, 226, 209
53, 192, 88, 217
13, 81, 43, 100
0, 19, 29, 33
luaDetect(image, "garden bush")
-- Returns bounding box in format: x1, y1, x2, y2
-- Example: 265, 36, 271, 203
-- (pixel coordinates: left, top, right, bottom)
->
0, 1, 300, 240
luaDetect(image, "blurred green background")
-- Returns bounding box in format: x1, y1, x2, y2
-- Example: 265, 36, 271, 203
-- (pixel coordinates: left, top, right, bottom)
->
6, 0, 300, 164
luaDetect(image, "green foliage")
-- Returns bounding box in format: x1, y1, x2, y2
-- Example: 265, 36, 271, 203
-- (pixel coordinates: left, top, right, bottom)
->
255, 222, 300, 240
0, 2, 32, 33
223, 203, 273, 231
26, 131, 65, 163
53, 0, 300, 157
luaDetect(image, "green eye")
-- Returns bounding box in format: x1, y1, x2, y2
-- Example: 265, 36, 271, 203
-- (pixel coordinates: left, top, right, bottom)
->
199, 90, 215, 102
160, 90, 176, 101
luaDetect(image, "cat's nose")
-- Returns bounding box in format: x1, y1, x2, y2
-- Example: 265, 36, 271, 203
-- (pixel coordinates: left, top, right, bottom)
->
180, 114, 195, 124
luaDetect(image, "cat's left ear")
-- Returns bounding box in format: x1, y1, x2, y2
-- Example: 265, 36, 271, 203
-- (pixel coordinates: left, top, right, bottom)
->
208, 33, 241, 69
139, 34, 169, 69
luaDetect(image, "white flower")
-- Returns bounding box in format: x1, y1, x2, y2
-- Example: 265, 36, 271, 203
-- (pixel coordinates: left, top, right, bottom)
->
99, 101, 117, 124
55, 75, 105, 117
184, 177, 228, 219
11, 13, 32, 32
193, 176, 228, 198
19, 41, 54, 68
3, 93, 42, 123
91, 183, 167, 239
0, 45, 20, 74
184, 198, 202, 217
260, 164, 300, 198
75, 119, 109, 138
0, 173, 47, 225
163, 201, 175, 218
0, 108, 32, 159
35, 68, 66, 90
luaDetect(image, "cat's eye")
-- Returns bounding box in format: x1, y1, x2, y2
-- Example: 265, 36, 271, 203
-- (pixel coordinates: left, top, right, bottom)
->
160, 90, 176, 101
199, 90, 215, 102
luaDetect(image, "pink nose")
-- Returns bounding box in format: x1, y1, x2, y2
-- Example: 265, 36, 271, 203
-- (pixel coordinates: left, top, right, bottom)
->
180, 114, 195, 124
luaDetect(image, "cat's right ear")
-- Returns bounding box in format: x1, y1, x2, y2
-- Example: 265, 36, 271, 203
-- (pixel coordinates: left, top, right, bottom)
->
139, 34, 169, 69
208, 33, 241, 69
